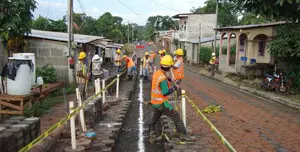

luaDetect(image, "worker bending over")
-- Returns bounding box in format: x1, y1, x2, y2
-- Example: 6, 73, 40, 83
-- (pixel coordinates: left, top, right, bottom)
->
149, 55, 194, 143
123, 55, 136, 80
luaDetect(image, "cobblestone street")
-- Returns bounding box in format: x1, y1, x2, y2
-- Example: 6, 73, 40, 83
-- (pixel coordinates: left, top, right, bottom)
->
181, 68, 300, 152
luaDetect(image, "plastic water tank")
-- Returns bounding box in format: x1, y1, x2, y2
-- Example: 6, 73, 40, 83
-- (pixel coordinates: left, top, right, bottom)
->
13, 53, 36, 85
7, 58, 32, 95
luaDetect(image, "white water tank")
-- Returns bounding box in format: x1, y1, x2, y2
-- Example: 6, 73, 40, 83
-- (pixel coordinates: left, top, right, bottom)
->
7, 58, 32, 95
13, 53, 36, 85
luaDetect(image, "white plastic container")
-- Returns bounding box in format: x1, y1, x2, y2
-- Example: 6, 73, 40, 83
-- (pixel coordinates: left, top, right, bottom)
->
7, 59, 32, 95
13, 53, 36, 85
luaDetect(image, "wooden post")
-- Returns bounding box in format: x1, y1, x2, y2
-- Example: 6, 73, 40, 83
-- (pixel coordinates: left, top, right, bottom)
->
181, 90, 186, 129
102, 80, 106, 103
69, 101, 76, 149
76, 88, 87, 132
116, 74, 120, 99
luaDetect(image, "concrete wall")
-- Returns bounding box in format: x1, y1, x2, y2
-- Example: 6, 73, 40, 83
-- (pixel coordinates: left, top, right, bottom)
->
26, 39, 69, 82
187, 14, 216, 41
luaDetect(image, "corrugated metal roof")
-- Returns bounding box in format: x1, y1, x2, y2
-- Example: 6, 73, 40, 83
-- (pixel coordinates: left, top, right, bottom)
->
26, 29, 105, 43
215, 21, 287, 31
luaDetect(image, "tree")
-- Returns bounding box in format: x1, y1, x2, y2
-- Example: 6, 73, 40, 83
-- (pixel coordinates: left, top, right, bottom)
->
0, 0, 37, 41
145, 15, 178, 40
269, 24, 300, 59
238, 13, 270, 25
231, 0, 300, 22
32, 15, 50, 30
191, 0, 238, 27
32, 16, 67, 32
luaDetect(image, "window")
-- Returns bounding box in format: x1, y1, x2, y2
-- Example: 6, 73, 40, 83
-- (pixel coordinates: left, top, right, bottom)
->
258, 40, 266, 56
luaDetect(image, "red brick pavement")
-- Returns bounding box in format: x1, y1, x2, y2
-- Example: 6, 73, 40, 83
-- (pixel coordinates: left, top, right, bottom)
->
181, 69, 300, 152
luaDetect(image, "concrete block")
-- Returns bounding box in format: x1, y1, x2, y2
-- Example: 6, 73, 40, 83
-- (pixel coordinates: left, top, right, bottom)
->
48, 57, 67, 66
0, 127, 6, 132
51, 48, 63, 56
38, 48, 51, 56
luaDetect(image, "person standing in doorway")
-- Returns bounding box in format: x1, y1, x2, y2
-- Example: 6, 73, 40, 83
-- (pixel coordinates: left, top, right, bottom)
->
114, 49, 122, 73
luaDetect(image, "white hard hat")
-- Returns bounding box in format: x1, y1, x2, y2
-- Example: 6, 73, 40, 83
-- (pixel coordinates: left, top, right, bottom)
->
212, 53, 216, 56
92, 54, 100, 61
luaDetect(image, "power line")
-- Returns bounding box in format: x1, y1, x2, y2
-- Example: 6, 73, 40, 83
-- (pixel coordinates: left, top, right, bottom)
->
116, 0, 141, 16
149, 0, 181, 13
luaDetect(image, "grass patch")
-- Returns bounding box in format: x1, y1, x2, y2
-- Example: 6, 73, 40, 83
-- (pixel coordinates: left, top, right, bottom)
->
24, 83, 77, 117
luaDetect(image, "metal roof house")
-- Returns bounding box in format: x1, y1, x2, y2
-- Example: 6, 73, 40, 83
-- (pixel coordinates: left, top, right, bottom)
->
23, 30, 124, 83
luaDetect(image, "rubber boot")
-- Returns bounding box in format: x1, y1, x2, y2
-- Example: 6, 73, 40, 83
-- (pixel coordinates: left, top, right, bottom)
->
180, 134, 196, 141
149, 130, 156, 144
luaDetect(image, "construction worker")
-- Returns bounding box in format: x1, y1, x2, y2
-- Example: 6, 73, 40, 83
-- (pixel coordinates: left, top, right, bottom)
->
77, 51, 89, 98
123, 55, 136, 80
142, 52, 151, 81
149, 55, 194, 143
172, 48, 185, 96
173, 50, 177, 62
149, 50, 156, 73
114, 49, 122, 73
209, 52, 218, 76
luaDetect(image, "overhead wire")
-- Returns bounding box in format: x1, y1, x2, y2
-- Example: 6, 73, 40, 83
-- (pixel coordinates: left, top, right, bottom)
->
116, 0, 141, 16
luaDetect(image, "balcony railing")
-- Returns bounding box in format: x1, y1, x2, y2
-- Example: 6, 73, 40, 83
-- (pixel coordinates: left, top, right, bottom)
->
158, 30, 188, 42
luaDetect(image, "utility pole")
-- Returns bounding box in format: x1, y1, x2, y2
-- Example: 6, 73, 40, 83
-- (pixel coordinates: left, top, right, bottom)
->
132, 25, 134, 43
68, 0, 73, 56
213, 0, 219, 54
127, 22, 130, 43
198, 23, 202, 64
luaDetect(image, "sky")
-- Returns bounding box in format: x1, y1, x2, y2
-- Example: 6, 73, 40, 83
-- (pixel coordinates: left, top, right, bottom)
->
33, 0, 206, 25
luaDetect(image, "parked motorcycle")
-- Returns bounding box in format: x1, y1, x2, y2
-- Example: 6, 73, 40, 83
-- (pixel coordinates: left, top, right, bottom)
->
260, 73, 290, 94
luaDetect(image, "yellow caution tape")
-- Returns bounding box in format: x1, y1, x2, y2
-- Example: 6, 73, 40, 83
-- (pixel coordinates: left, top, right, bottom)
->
19, 70, 127, 152
184, 95, 237, 152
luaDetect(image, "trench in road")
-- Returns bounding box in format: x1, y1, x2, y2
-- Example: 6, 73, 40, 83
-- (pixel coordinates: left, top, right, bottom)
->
114, 76, 164, 151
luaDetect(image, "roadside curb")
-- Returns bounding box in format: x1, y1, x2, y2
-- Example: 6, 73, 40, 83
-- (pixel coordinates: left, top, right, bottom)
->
185, 66, 300, 110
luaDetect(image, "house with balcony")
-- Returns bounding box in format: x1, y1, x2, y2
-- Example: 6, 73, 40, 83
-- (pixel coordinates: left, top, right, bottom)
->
214, 21, 287, 76
155, 13, 216, 64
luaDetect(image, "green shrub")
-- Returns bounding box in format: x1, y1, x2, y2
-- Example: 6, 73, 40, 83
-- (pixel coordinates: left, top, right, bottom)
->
36, 64, 57, 83
199, 46, 213, 63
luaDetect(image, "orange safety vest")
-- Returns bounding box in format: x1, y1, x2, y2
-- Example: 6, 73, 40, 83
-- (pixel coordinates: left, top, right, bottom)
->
151, 70, 171, 105
173, 57, 184, 80
150, 53, 156, 60
126, 57, 135, 68
143, 57, 150, 68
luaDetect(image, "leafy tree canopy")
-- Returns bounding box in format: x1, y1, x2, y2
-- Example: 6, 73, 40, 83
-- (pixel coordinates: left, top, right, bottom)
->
0, 0, 37, 41
232, 0, 300, 22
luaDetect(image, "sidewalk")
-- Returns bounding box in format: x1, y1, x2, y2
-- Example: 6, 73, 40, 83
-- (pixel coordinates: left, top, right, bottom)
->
185, 64, 300, 110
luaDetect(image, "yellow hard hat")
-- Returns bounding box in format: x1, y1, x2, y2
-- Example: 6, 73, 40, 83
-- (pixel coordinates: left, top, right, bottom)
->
175, 48, 184, 56
123, 55, 127, 58
160, 55, 174, 67
145, 52, 149, 56
161, 49, 166, 54
78, 51, 86, 59
116, 49, 121, 54
158, 50, 162, 54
